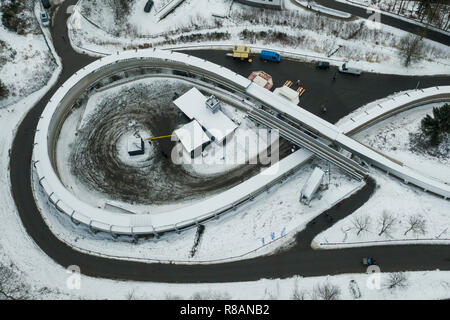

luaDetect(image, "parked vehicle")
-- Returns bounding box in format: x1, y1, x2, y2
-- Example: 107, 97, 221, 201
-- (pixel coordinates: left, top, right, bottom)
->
40, 12, 50, 27
315, 61, 330, 69
339, 61, 362, 75
232, 45, 252, 62
41, 0, 51, 9
144, 0, 154, 13
260, 50, 281, 62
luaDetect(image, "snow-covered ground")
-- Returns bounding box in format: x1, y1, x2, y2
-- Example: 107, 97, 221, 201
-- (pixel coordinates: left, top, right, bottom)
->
1, 0, 449, 301
0, 0, 57, 108
313, 102, 450, 249
55, 76, 270, 211
46, 269, 450, 299
336, 0, 450, 33
353, 102, 450, 183
34, 156, 362, 262
68, 0, 450, 75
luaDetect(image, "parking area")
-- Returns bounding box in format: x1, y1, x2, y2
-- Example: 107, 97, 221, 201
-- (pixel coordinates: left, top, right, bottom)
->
183, 49, 450, 124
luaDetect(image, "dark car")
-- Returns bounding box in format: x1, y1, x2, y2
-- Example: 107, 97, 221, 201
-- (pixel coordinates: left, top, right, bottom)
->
41, 0, 51, 9
315, 61, 330, 69
144, 0, 154, 13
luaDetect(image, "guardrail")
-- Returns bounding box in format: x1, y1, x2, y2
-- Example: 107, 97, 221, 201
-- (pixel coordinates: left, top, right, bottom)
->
343, 0, 450, 35
34, 49, 450, 238
35, 171, 366, 264
33, 48, 317, 236
318, 238, 450, 248
338, 86, 450, 135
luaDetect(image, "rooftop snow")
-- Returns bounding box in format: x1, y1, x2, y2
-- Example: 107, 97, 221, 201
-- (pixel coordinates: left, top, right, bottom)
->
174, 120, 210, 154
301, 167, 325, 200
173, 88, 238, 143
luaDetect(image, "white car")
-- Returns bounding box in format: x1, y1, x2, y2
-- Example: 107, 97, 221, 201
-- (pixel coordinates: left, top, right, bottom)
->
40, 12, 50, 27
339, 61, 362, 75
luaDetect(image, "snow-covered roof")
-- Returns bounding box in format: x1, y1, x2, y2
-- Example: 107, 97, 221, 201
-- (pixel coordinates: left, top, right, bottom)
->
127, 137, 143, 153
174, 120, 210, 153
173, 88, 238, 143
273, 86, 299, 105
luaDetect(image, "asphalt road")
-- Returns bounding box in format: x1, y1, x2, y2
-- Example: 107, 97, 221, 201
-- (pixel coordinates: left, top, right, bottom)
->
183, 50, 450, 124
7, 0, 450, 283
314, 0, 450, 46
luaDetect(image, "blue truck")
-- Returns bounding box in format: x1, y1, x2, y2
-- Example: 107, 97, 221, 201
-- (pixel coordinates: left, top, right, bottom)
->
260, 50, 281, 62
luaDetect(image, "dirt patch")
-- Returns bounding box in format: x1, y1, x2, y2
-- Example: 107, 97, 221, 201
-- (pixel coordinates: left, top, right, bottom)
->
67, 79, 265, 205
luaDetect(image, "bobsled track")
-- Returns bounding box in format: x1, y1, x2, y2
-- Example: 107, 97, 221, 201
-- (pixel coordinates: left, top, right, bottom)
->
8, 0, 450, 283
31, 48, 450, 237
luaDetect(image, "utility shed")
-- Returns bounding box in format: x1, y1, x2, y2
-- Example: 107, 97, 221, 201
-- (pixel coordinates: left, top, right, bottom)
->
273, 85, 300, 105
128, 137, 144, 156
300, 167, 325, 204
173, 88, 238, 143
174, 120, 211, 158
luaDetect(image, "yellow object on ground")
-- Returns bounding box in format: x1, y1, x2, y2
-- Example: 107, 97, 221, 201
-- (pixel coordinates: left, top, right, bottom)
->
232, 45, 251, 60
145, 134, 174, 141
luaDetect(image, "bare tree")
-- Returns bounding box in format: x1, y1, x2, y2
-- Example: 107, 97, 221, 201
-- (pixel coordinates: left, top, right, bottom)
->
191, 290, 231, 300
378, 211, 396, 236
291, 279, 305, 300
398, 34, 425, 67
351, 215, 372, 236
387, 272, 408, 289
404, 215, 427, 236
311, 282, 341, 300
164, 292, 183, 300
0, 262, 30, 300
125, 288, 140, 300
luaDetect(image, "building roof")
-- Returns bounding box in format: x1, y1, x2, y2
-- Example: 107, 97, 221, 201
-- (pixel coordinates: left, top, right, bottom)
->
174, 120, 210, 153
173, 88, 238, 143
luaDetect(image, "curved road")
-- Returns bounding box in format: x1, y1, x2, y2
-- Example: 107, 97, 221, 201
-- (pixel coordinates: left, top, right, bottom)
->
8, 0, 450, 283
314, 0, 450, 46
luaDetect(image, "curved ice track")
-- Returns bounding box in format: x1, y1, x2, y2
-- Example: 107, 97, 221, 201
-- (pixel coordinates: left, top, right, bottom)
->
33, 49, 450, 237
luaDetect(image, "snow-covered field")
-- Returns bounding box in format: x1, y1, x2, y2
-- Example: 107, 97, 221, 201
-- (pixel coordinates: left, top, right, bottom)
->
0, 0, 57, 108
353, 102, 450, 183
68, 0, 450, 75
34, 156, 362, 262
336, 0, 450, 32
1, 0, 449, 301
313, 102, 450, 249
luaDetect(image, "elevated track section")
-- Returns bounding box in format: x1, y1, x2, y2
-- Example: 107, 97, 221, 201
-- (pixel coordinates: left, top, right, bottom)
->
33, 49, 450, 236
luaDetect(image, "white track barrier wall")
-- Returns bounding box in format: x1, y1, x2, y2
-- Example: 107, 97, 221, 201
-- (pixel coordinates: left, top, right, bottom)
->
244, 81, 450, 199
34, 49, 450, 236
338, 86, 450, 135
34, 49, 314, 235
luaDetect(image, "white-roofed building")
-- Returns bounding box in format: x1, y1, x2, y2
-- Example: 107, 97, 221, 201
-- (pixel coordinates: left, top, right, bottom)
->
173, 87, 238, 144
127, 137, 144, 156
174, 120, 211, 158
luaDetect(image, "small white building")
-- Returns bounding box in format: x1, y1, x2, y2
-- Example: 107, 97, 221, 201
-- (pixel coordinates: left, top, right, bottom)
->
300, 167, 325, 204
174, 120, 211, 158
173, 88, 238, 144
127, 137, 144, 156
273, 85, 300, 105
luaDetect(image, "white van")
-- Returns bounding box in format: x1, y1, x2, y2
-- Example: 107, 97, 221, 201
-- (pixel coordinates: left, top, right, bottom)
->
339, 61, 362, 75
